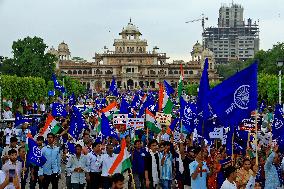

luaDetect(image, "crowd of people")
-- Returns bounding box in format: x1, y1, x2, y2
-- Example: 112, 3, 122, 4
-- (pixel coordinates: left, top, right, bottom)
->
0, 94, 282, 189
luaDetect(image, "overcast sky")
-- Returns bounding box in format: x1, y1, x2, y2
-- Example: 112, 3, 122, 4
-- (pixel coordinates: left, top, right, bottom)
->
0, 0, 283, 62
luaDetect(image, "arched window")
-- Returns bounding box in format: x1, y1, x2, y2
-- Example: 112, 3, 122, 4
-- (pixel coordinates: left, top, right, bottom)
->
73, 70, 77, 74
96, 69, 101, 74
88, 70, 92, 74
78, 70, 82, 75
105, 70, 113, 74
169, 70, 173, 74
174, 70, 178, 74
149, 70, 156, 75
67, 70, 72, 74
83, 70, 87, 75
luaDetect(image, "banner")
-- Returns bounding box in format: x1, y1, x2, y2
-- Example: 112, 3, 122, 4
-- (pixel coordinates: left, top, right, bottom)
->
113, 114, 128, 125
127, 118, 144, 130
155, 112, 172, 126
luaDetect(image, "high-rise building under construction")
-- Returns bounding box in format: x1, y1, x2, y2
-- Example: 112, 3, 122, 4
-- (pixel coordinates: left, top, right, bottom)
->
203, 3, 259, 64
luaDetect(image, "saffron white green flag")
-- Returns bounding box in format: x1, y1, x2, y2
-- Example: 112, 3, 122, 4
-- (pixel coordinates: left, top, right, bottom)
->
146, 108, 161, 134
108, 138, 132, 174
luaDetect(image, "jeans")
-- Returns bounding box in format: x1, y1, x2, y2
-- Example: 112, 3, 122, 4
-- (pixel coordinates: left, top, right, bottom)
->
71, 183, 85, 189
160, 179, 171, 189
66, 175, 72, 189
133, 173, 145, 189
87, 172, 101, 189
42, 173, 59, 189
102, 176, 112, 189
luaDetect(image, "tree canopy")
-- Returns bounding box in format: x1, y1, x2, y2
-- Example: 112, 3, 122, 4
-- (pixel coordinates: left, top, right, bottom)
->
1, 36, 57, 81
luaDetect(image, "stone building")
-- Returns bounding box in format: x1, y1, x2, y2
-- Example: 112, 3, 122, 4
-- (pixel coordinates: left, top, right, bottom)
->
49, 20, 220, 91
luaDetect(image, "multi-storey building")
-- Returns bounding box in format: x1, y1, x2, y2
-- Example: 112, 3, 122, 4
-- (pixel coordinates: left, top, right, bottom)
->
48, 20, 220, 91
203, 3, 259, 64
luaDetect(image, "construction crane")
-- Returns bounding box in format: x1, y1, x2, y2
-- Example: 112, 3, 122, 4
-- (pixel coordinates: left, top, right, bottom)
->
185, 14, 208, 49
185, 14, 208, 32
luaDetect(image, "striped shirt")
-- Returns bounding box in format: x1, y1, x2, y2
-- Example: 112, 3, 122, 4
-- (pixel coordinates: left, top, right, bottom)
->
159, 152, 173, 180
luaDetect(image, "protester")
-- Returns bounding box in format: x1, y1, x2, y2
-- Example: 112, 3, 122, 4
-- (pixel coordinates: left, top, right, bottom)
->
111, 173, 124, 189
1, 137, 19, 164
39, 133, 61, 189
66, 144, 88, 189
86, 141, 102, 189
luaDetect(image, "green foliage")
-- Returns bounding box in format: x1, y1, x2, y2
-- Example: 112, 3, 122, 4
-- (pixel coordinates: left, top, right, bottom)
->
184, 81, 220, 96
0, 36, 57, 81
0, 75, 47, 102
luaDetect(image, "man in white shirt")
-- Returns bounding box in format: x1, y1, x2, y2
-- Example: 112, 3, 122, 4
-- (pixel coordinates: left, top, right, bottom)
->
3, 107, 13, 119
160, 126, 170, 142
86, 141, 102, 189
40, 102, 46, 114
0, 170, 20, 189
4, 123, 16, 146
66, 144, 88, 189
101, 144, 118, 189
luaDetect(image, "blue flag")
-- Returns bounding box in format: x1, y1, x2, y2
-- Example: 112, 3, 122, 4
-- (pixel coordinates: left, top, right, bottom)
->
180, 96, 199, 133
198, 58, 210, 120
33, 102, 38, 111
27, 137, 47, 167
120, 97, 130, 114
48, 90, 55, 97
259, 100, 266, 113
67, 142, 76, 154
52, 103, 67, 117
164, 80, 175, 95
15, 112, 32, 128
68, 93, 76, 106
130, 94, 141, 109
272, 104, 284, 139
52, 74, 65, 93
101, 113, 119, 139
169, 117, 179, 132
68, 106, 87, 139
109, 77, 118, 97
208, 62, 258, 127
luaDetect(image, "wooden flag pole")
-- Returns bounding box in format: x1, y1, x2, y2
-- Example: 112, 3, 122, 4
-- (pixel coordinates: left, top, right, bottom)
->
129, 168, 136, 189
231, 131, 235, 166
22, 153, 26, 179
254, 110, 259, 166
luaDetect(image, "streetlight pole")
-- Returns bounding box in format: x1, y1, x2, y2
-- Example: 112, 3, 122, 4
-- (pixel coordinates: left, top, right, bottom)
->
277, 60, 284, 105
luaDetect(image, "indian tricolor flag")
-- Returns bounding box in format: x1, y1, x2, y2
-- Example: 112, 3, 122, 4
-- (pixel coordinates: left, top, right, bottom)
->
178, 64, 184, 99
39, 114, 61, 139
108, 138, 132, 174
146, 108, 161, 134
101, 101, 119, 120
159, 82, 173, 114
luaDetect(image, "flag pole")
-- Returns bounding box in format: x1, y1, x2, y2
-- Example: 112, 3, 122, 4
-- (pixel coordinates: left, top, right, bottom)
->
254, 110, 258, 166
22, 153, 26, 179
231, 131, 234, 166
129, 168, 136, 189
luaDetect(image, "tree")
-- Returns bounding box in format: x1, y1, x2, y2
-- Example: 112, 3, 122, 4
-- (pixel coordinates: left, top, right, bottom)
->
1, 36, 57, 81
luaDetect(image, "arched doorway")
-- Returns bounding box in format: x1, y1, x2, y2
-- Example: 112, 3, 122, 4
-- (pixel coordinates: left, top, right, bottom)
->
139, 81, 144, 89
150, 81, 155, 88
127, 79, 134, 89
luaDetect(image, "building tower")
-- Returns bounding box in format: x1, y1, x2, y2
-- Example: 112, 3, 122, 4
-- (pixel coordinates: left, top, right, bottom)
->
203, 3, 259, 64
58, 41, 71, 60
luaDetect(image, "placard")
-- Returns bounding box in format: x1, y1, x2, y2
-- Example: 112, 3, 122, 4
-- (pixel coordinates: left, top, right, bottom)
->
113, 114, 128, 125
155, 112, 172, 126
127, 118, 144, 130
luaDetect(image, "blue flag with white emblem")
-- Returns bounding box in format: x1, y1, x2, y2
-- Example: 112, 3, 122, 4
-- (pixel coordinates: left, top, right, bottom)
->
15, 112, 32, 128
69, 106, 87, 139
52, 74, 65, 93
27, 137, 47, 167
52, 103, 67, 117
272, 104, 284, 139
208, 62, 258, 127
180, 96, 199, 133
101, 113, 119, 140
109, 77, 118, 97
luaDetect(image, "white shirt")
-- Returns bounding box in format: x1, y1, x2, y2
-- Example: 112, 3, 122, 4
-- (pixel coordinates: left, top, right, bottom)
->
40, 103, 45, 112
4, 128, 16, 145
150, 151, 159, 186
221, 179, 237, 189
87, 151, 102, 173
3, 111, 13, 119
101, 153, 118, 177
0, 170, 16, 189
160, 133, 170, 141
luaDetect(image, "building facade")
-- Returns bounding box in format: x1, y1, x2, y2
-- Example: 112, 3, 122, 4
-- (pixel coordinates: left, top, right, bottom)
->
203, 3, 259, 64
49, 20, 220, 91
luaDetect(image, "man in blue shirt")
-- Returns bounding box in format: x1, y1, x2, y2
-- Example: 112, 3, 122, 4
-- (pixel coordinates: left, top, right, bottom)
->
39, 133, 61, 189
132, 139, 146, 189
189, 146, 210, 189
17, 146, 30, 189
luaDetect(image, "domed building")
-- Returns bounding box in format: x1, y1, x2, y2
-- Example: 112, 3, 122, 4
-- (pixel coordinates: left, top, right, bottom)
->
56, 20, 220, 91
